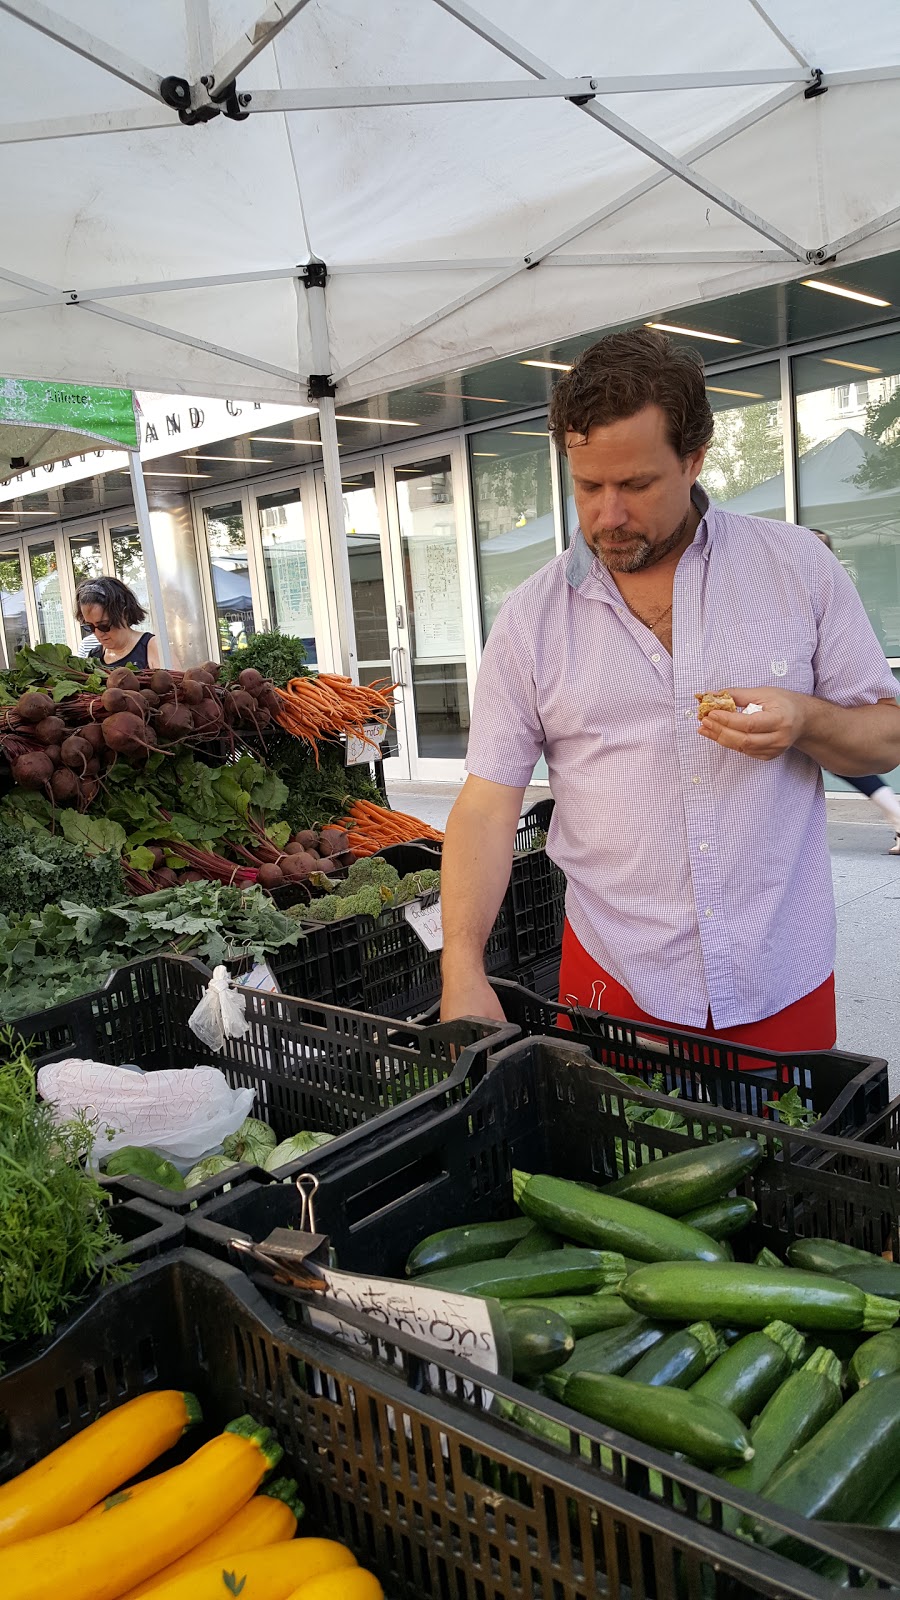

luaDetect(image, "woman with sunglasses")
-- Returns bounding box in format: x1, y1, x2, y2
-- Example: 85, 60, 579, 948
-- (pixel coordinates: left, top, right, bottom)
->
75, 576, 181, 671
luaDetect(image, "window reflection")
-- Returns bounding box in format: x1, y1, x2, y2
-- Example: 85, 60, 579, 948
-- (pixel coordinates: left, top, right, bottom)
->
29, 543, 66, 644
470, 426, 555, 634
795, 336, 900, 659
0, 551, 28, 661
203, 502, 255, 657
257, 489, 317, 665
702, 365, 785, 518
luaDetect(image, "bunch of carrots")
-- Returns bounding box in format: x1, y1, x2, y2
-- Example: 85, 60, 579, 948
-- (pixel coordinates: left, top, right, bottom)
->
335, 799, 444, 856
274, 675, 396, 761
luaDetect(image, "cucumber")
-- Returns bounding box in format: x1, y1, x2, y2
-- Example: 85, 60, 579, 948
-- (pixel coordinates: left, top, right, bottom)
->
847, 1329, 900, 1391
627, 1321, 722, 1388
680, 1197, 757, 1241
419, 1247, 627, 1299
405, 1217, 532, 1276
603, 1137, 764, 1216
786, 1238, 886, 1275
514, 1292, 634, 1337
754, 1247, 784, 1269
506, 1224, 562, 1258
544, 1316, 666, 1396
719, 1347, 843, 1498
553, 1372, 754, 1467
690, 1321, 806, 1422
829, 1262, 900, 1302
501, 1303, 574, 1377
754, 1373, 900, 1557
622, 1261, 900, 1332
512, 1171, 730, 1264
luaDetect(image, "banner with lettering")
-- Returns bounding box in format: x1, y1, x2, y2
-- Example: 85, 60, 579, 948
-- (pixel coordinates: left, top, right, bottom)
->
0, 378, 139, 449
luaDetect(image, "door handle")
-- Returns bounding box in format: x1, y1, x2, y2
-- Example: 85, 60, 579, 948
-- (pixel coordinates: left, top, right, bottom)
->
390, 644, 408, 690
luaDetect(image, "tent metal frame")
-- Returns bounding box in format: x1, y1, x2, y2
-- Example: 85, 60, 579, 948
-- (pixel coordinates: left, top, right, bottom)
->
2, 0, 900, 678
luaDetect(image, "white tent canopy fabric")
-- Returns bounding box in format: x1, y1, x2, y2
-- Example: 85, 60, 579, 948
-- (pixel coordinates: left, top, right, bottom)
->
2, 0, 900, 409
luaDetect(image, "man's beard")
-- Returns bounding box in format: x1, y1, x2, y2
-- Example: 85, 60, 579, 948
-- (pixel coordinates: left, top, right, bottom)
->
588, 511, 691, 573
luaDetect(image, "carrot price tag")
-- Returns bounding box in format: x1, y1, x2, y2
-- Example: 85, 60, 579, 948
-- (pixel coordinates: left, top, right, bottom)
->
345, 721, 386, 766
404, 897, 443, 951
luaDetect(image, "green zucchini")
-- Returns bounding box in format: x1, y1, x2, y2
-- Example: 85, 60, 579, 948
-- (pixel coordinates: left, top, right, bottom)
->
512, 1171, 730, 1263
754, 1373, 900, 1558
847, 1329, 900, 1391
553, 1371, 754, 1467
867, 1473, 900, 1529
501, 1303, 574, 1377
514, 1292, 634, 1337
603, 1137, 764, 1216
754, 1247, 784, 1269
545, 1316, 666, 1395
690, 1321, 806, 1422
829, 1262, 900, 1303
405, 1217, 532, 1276
719, 1347, 843, 1499
786, 1238, 886, 1275
419, 1247, 626, 1299
622, 1261, 900, 1332
680, 1196, 757, 1241
627, 1321, 721, 1388
506, 1224, 563, 1258
491, 1395, 598, 1464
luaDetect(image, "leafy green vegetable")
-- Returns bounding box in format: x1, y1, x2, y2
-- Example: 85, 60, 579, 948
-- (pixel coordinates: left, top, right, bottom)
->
0, 641, 106, 706
394, 868, 441, 903
219, 630, 308, 689
59, 813, 127, 858
222, 1116, 276, 1164
104, 1146, 186, 1191
184, 1154, 236, 1187
0, 883, 304, 1024
0, 1030, 126, 1358
265, 730, 386, 833
0, 822, 124, 918
764, 1086, 818, 1128
264, 1130, 335, 1171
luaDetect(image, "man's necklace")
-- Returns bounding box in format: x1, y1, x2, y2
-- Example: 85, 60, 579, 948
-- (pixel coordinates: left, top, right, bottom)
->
625, 597, 673, 632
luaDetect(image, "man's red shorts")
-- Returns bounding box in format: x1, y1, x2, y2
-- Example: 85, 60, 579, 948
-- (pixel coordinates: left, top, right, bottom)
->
558, 921, 837, 1052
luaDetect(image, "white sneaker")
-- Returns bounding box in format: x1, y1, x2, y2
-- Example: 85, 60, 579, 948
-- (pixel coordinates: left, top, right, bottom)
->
890, 831, 900, 856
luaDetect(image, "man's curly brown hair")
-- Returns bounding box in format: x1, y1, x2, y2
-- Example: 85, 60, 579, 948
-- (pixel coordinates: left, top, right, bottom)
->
548, 327, 714, 458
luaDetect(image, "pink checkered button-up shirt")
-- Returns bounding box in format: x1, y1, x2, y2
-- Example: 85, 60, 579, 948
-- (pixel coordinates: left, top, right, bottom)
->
465, 487, 898, 1028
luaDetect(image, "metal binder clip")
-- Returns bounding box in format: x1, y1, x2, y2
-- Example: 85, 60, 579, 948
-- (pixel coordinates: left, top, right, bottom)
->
296, 1171, 319, 1233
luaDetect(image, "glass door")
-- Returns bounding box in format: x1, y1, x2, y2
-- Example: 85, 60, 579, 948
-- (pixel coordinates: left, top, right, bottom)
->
386, 448, 476, 779
0, 544, 31, 667
27, 538, 68, 646
198, 494, 258, 660
252, 484, 324, 670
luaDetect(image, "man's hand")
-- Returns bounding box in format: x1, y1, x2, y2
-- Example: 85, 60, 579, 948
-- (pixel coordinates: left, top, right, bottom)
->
698, 686, 810, 761
440, 970, 508, 1024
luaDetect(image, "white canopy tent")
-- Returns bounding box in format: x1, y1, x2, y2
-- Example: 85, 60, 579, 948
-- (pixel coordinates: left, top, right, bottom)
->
2, 0, 900, 673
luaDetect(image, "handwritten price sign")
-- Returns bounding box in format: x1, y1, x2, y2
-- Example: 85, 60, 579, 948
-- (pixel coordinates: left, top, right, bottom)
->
404, 896, 443, 950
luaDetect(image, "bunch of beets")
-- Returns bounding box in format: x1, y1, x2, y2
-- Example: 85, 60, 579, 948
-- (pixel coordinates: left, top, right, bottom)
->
2, 663, 279, 811
252, 824, 354, 890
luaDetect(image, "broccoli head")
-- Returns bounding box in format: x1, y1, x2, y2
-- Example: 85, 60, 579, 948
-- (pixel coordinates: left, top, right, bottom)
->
301, 894, 343, 922
339, 886, 385, 920
393, 869, 441, 905
339, 856, 401, 895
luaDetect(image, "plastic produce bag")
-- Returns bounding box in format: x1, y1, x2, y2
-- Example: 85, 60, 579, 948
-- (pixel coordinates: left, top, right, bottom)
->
188, 965, 250, 1053
36, 1058, 256, 1164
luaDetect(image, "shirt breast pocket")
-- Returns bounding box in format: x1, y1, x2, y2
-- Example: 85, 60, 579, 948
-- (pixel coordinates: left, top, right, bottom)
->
726, 617, 815, 695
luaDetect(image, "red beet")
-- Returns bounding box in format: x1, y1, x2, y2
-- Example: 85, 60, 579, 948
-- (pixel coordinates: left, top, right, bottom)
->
106, 666, 137, 689
101, 687, 128, 716
156, 702, 194, 740
60, 735, 92, 771
257, 863, 285, 889
33, 715, 67, 745
101, 711, 147, 755
238, 668, 265, 696
12, 751, 54, 789
16, 692, 54, 724
44, 743, 62, 767
80, 777, 101, 807
178, 678, 204, 706
149, 669, 174, 696
80, 723, 106, 754
50, 767, 79, 804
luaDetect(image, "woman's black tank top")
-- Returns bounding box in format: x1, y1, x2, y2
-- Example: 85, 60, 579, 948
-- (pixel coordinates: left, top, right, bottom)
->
89, 632, 154, 671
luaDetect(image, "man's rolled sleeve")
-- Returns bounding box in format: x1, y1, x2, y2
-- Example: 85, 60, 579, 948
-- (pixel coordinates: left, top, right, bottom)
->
813, 551, 899, 706
465, 603, 545, 786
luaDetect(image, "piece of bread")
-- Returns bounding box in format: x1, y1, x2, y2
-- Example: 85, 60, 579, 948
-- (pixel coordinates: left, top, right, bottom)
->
695, 691, 737, 720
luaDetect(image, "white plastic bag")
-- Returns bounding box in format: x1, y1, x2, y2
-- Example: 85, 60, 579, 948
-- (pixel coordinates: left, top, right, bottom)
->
188, 965, 250, 1052
36, 1058, 256, 1163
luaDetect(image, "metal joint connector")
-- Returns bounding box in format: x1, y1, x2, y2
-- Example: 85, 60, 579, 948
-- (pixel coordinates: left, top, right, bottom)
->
804, 68, 827, 99
300, 261, 329, 290
307, 373, 337, 401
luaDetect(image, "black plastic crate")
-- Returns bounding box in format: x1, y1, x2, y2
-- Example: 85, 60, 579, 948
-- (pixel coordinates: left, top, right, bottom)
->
287, 898, 511, 1017
227, 921, 334, 997
506, 798, 566, 967
2, 1250, 892, 1599
854, 1092, 900, 1147
490, 979, 890, 1141
19, 955, 515, 1211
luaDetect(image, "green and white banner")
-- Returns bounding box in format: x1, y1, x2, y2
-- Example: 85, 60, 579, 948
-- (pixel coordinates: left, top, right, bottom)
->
0, 378, 139, 450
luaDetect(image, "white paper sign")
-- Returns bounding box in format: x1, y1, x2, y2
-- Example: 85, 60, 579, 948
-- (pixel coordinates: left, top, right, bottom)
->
345, 721, 386, 767
404, 896, 443, 951
309, 1264, 498, 1379
239, 962, 280, 994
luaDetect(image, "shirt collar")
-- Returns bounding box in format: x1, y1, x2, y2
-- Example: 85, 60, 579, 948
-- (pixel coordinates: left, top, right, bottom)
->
566, 481, 713, 591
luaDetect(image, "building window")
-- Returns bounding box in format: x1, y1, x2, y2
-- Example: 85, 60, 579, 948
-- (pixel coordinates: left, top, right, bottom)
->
470, 426, 555, 635
702, 364, 785, 518
794, 335, 900, 660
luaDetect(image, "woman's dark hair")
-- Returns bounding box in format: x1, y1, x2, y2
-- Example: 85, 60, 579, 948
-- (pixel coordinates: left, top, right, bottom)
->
75, 576, 146, 629
548, 327, 715, 457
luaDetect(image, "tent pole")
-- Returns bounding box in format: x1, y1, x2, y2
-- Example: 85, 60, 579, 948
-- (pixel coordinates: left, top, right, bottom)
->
302, 264, 358, 682
128, 452, 173, 668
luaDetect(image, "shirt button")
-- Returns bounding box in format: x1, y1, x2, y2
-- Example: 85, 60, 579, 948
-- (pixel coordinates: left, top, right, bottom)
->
684, 709, 693, 720
699, 841, 709, 852
705, 907, 714, 918
692, 775, 700, 784
650, 652, 661, 663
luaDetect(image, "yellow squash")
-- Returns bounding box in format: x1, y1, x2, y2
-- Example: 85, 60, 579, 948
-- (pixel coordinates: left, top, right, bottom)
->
1, 1416, 281, 1600
119, 1479, 304, 1598
286, 1569, 383, 1600
0, 1390, 200, 1549
140, 1538, 356, 1600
